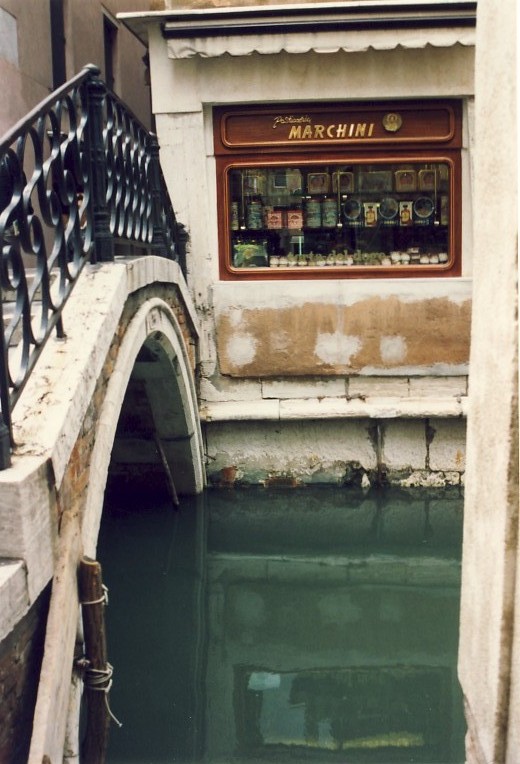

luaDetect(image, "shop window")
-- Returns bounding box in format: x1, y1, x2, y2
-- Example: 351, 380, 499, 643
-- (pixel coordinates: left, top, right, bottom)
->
214, 102, 462, 280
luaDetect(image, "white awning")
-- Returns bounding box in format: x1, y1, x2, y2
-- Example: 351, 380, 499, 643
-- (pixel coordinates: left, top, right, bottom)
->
165, 26, 475, 60
119, 1, 477, 59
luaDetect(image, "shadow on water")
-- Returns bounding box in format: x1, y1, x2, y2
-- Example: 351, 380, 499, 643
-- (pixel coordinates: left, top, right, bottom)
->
96, 485, 465, 764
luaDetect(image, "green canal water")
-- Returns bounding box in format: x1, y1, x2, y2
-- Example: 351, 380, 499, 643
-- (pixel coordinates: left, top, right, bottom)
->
97, 486, 465, 764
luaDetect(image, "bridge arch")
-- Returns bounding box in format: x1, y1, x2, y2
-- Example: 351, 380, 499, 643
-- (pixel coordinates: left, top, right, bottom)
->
83, 295, 205, 557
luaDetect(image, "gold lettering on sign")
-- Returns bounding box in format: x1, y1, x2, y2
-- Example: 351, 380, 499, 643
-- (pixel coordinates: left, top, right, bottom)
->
288, 125, 302, 139
281, 119, 376, 141
273, 115, 312, 128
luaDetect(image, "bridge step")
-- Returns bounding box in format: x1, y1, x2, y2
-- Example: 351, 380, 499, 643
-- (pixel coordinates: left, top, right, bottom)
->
2, 304, 21, 346
2, 269, 58, 346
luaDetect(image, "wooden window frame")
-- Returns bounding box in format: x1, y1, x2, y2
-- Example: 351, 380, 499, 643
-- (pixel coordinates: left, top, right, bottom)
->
214, 100, 463, 281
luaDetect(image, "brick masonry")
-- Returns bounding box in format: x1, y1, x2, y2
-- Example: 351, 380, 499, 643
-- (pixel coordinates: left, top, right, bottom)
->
0, 585, 51, 763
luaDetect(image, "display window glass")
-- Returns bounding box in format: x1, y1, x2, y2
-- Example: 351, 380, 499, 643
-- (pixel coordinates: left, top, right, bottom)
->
214, 103, 462, 280
227, 160, 453, 271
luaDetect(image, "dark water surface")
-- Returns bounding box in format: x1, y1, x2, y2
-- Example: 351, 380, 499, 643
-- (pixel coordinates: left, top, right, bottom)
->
97, 486, 465, 764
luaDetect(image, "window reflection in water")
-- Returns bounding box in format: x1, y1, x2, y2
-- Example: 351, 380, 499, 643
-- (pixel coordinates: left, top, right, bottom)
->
238, 666, 451, 758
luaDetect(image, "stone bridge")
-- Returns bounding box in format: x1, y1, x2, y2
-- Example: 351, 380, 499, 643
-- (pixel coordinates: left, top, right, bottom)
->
0, 256, 204, 762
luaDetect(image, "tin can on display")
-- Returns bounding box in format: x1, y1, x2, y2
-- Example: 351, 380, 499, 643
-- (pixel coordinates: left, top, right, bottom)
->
287, 209, 303, 229
322, 198, 338, 228
247, 201, 264, 229
265, 208, 284, 229
305, 199, 321, 228
440, 196, 449, 226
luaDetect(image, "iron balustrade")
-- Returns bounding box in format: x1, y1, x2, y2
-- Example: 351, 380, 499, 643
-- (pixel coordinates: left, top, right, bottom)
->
0, 65, 187, 469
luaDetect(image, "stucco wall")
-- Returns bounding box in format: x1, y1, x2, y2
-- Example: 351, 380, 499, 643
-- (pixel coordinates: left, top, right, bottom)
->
0, 0, 152, 137
150, 36, 475, 349
67, 0, 153, 126
0, 1, 52, 135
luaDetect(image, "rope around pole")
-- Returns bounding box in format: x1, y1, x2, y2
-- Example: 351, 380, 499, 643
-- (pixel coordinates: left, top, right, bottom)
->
83, 662, 123, 728
80, 583, 109, 607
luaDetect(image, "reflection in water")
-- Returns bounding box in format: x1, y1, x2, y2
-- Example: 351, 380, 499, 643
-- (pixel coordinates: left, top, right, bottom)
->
241, 666, 450, 756
97, 486, 465, 763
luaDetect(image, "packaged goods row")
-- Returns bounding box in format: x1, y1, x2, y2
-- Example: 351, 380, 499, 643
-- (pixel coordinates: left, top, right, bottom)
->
233, 194, 448, 231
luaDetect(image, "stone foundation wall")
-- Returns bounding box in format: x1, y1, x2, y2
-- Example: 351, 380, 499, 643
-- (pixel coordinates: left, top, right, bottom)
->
204, 416, 466, 489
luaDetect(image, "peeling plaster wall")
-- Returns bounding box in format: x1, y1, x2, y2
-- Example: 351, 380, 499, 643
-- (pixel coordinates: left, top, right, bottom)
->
215, 289, 471, 377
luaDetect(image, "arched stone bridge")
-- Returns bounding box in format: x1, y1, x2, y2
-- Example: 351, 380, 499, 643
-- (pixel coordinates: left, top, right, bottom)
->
0, 256, 204, 761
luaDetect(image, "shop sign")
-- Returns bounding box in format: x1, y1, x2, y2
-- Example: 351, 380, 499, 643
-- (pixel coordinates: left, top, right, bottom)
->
216, 102, 460, 152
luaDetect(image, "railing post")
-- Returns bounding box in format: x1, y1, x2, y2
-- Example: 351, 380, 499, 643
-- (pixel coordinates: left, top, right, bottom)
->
175, 223, 188, 277
148, 134, 167, 257
0, 414, 11, 469
0, 291, 12, 468
86, 70, 113, 263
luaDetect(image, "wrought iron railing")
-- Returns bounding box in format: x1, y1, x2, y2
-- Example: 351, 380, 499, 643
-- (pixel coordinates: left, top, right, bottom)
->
0, 64, 187, 468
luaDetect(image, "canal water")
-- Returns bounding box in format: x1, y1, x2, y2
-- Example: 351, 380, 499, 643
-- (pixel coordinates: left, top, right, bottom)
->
97, 485, 465, 764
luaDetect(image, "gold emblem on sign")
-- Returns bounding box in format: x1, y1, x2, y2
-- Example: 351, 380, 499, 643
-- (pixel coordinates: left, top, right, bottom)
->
382, 112, 403, 133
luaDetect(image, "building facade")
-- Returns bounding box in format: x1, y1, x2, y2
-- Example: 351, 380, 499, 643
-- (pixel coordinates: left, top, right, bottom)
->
122, 0, 475, 489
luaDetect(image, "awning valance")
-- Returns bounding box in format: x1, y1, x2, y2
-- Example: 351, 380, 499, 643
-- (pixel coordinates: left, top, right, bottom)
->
165, 26, 475, 60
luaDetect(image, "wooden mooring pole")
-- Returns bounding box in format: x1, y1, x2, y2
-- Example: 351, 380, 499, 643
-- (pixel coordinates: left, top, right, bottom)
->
154, 432, 180, 508
78, 556, 119, 763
